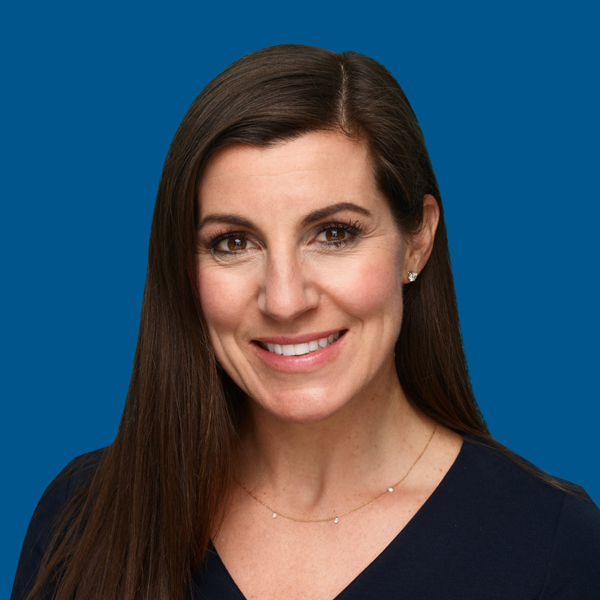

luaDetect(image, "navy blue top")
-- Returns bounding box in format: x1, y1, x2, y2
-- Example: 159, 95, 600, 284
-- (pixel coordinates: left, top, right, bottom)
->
11, 436, 600, 599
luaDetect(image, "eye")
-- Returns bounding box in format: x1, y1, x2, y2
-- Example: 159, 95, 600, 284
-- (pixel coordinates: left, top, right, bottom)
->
318, 227, 348, 242
315, 221, 363, 247
214, 234, 258, 252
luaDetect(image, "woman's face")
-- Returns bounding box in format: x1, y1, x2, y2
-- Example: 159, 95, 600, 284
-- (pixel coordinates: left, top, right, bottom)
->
196, 131, 411, 424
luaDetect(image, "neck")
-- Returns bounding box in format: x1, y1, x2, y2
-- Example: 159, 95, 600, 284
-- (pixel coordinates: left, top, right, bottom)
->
234, 361, 434, 516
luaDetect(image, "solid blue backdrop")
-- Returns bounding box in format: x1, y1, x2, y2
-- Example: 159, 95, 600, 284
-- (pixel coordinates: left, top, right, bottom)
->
3, 0, 598, 596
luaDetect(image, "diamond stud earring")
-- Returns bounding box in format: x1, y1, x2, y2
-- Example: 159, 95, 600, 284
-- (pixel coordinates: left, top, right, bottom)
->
407, 271, 418, 282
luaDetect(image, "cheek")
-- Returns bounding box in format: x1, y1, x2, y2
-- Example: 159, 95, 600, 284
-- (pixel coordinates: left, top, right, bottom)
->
324, 251, 403, 322
197, 267, 249, 340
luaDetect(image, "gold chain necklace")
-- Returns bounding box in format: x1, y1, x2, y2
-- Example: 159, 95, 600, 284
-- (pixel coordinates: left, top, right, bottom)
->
235, 422, 437, 524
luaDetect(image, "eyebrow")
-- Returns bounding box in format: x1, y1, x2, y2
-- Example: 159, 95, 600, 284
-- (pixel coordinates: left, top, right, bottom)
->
300, 202, 371, 227
197, 202, 371, 231
197, 214, 255, 231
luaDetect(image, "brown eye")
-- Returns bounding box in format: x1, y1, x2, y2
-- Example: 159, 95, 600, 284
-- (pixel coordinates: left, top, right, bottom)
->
325, 228, 346, 241
214, 234, 257, 253
227, 236, 247, 250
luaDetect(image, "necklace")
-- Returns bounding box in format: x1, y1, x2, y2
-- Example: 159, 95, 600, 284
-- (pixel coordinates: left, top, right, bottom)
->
235, 421, 437, 524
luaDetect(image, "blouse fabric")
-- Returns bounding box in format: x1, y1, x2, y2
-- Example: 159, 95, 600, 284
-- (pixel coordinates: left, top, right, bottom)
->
11, 435, 600, 599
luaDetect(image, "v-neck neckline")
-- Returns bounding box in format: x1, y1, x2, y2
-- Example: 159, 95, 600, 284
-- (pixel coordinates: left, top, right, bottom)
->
203, 434, 473, 600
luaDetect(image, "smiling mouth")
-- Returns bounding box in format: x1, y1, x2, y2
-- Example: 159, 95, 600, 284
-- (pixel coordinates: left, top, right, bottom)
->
256, 331, 344, 356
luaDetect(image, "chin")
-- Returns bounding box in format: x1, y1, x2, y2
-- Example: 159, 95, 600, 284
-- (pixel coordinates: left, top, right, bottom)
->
256, 390, 350, 425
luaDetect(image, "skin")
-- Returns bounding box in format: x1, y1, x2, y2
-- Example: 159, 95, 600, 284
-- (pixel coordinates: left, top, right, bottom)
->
196, 131, 463, 600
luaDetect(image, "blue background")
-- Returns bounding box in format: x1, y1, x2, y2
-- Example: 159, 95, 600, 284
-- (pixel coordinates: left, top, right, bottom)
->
3, 0, 598, 594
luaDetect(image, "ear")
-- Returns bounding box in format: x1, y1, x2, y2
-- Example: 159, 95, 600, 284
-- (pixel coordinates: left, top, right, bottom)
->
402, 194, 440, 283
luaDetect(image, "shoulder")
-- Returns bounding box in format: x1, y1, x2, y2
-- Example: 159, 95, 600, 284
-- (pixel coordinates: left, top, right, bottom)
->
459, 433, 582, 488
456, 435, 600, 595
457, 434, 599, 517
46, 447, 105, 501
30, 448, 106, 532
31, 447, 106, 528
10, 448, 107, 600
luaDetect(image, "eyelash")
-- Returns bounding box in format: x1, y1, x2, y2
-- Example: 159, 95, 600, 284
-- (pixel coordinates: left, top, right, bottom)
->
317, 220, 363, 248
207, 220, 364, 255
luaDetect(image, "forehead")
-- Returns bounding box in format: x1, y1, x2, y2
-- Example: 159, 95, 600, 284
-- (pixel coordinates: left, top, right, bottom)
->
197, 131, 388, 222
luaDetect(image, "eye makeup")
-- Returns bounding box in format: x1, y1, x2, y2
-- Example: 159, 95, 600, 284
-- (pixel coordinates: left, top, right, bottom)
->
203, 219, 364, 256
314, 219, 363, 248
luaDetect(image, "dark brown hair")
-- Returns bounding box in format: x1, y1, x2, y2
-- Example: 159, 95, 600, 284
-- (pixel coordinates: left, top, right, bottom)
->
26, 44, 577, 600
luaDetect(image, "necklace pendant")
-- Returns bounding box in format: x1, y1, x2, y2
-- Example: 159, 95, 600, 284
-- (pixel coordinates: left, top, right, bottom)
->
388, 487, 393, 492
273, 513, 277, 518
334, 517, 339, 524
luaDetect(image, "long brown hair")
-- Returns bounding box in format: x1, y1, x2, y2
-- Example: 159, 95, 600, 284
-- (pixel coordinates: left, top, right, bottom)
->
26, 44, 577, 600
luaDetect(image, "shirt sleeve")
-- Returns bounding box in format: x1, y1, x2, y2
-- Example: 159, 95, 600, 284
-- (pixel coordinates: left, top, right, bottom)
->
10, 457, 79, 600
538, 490, 600, 599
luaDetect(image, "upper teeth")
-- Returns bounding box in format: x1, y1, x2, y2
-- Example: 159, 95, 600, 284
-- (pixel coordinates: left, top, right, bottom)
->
262, 332, 341, 356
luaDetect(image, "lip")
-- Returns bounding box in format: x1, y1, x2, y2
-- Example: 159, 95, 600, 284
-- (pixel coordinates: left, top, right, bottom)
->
253, 329, 345, 346
251, 330, 348, 373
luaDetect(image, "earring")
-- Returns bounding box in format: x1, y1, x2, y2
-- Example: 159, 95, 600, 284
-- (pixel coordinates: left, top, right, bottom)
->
407, 271, 418, 282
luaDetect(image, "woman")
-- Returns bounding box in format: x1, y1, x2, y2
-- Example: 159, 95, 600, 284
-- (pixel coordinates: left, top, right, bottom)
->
11, 45, 600, 600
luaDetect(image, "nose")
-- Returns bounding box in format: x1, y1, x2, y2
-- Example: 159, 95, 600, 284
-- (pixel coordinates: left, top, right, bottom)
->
257, 250, 320, 323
